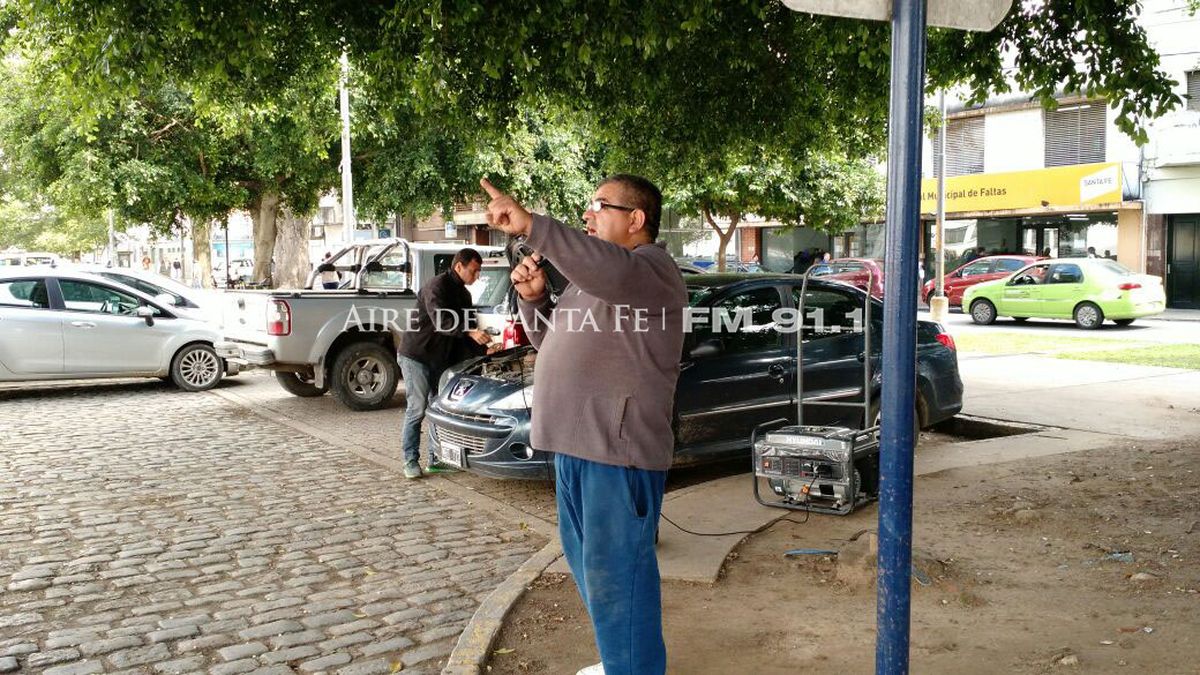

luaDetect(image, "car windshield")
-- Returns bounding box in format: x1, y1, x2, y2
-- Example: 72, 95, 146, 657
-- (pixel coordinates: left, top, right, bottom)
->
686, 285, 722, 306
470, 265, 511, 307
100, 272, 185, 306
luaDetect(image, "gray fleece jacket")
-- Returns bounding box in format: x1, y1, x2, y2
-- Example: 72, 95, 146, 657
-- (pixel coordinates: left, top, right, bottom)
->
517, 214, 687, 471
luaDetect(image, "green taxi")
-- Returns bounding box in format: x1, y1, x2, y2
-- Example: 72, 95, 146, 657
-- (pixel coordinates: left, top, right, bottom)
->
962, 258, 1166, 329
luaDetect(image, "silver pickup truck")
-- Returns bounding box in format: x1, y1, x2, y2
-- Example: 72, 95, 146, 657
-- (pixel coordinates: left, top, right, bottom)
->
215, 239, 512, 411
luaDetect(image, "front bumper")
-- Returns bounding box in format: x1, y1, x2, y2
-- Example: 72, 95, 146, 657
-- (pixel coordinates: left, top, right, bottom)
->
215, 341, 276, 367
426, 404, 551, 480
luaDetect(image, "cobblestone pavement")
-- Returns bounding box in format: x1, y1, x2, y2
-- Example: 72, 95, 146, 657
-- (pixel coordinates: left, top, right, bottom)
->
0, 379, 546, 674
209, 373, 562, 529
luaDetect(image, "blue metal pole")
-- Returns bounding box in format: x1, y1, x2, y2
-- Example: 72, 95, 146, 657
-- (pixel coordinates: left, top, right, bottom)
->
877, 0, 926, 672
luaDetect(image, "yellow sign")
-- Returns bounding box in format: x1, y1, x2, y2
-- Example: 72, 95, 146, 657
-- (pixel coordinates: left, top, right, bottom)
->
920, 162, 1122, 214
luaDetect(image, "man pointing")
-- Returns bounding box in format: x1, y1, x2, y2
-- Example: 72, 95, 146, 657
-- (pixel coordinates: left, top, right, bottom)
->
483, 176, 686, 675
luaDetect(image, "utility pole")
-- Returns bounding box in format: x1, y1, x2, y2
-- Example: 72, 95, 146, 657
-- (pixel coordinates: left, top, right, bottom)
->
930, 90, 950, 321
339, 51, 356, 244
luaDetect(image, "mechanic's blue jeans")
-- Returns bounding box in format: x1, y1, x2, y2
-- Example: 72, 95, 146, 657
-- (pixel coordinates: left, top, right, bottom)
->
398, 356, 442, 464
555, 453, 668, 675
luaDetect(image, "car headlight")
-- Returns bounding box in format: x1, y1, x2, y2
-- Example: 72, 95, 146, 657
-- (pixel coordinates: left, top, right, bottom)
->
491, 386, 534, 411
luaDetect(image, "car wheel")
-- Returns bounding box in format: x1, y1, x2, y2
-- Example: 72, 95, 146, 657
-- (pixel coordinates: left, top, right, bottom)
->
1114, 318, 1135, 327
170, 343, 225, 392
969, 299, 997, 325
868, 394, 924, 441
1073, 302, 1104, 330
330, 341, 399, 411
275, 371, 328, 397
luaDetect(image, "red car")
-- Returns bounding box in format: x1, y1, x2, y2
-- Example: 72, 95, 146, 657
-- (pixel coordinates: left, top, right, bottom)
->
807, 258, 885, 298
923, 255, 1043, 307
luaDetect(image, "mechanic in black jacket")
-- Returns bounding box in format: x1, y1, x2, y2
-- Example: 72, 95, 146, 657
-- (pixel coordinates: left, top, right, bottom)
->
397, 248, 493, 478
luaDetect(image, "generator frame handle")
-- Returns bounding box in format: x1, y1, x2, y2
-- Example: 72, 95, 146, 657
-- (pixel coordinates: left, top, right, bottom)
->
796, 265, 875, 428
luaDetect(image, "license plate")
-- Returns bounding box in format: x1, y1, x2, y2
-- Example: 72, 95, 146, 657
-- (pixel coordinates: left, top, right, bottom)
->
439, 442, 464, 468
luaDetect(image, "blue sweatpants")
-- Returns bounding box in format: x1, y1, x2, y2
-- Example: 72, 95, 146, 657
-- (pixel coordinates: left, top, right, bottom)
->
555, 453, 668, 675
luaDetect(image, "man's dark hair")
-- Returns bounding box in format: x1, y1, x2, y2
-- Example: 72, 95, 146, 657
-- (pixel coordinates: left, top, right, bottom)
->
453, 247, 482, 268
600, 174, 663, 241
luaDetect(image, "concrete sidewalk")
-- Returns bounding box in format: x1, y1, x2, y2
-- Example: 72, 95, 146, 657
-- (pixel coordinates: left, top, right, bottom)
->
447, 355, 1199, 672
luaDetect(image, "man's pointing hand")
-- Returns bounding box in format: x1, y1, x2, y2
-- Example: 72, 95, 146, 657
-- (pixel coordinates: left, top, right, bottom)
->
481, 178, 533, 238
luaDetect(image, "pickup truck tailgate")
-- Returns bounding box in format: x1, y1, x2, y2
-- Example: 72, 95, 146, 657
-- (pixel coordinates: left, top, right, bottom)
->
220, 291, 274, 344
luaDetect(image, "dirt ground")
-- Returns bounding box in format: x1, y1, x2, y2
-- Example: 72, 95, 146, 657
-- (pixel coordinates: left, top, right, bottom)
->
485, 439, 1200, 674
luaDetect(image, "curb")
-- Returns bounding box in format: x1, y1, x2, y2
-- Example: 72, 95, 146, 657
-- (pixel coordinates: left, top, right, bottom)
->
441, 541, 564, 675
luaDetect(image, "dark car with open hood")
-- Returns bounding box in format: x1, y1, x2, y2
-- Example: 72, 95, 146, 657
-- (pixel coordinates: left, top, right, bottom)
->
426, 274, 963, 480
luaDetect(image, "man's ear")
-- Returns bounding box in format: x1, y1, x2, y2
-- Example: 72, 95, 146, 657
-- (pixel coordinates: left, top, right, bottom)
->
627, 209, 647, 237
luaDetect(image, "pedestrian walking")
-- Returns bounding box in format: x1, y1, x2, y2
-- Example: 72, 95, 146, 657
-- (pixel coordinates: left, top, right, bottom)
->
483, 175, 687, 675
395, 248, 493, 479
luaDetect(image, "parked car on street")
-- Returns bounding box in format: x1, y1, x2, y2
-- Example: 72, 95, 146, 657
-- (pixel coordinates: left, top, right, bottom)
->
807, 258, 886, 298
0, 250, 63, 267
52, 263, 221, 324
963, 258, 1166, 329
215, 239, 512, 411
922, 254, 1042, 307
0, 268, 237, 391
426, 274, 964, 480
213, 258, 256, 287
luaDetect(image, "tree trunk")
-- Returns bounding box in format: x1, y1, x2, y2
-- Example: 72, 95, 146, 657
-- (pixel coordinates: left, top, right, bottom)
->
274, 207, 312, 289
191, 219, 214, 289
252, 192, 280, 285
703, 207, 740, 273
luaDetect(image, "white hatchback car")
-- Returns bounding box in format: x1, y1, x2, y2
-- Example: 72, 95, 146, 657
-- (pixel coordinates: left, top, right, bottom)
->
55, 263, 222, 324
0, 268, 234, 391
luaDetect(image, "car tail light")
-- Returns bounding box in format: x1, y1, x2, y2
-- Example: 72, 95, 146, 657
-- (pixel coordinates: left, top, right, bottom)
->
1117, 282, 1141, 291
935, 333, 956, 351
502, 319, 530, 348
267, 299, 291, 336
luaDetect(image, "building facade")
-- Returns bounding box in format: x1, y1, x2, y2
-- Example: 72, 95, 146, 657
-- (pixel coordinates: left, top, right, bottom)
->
916, 0, 1200, 309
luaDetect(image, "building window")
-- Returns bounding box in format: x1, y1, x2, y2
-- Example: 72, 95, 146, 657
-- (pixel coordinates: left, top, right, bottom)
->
932, 116, 985, 177
1044, 102, 1107, 167
1188, 71, 1200, 112
310, 224, 325, 240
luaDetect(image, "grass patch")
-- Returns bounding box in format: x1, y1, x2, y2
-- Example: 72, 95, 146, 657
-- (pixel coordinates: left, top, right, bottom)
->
1055, 343, 1200, 370
952, 331, 1150, 356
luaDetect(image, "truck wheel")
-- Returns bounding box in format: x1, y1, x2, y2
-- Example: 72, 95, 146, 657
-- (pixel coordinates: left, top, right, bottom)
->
330, 341, 399, 411
170, 343, 225, 392
275, 371, 328, 397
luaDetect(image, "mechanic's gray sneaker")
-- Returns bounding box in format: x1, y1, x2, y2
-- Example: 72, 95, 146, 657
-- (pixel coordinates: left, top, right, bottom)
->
576, 664, 604, 675
403, 460, 422, 479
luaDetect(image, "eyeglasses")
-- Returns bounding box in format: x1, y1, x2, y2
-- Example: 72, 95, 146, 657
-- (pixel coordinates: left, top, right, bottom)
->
587, 199, 637, 214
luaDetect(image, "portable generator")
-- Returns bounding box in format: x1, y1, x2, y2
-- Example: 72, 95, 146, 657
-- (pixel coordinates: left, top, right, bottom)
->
750, 265, 881, 516
753, 425, 880, 515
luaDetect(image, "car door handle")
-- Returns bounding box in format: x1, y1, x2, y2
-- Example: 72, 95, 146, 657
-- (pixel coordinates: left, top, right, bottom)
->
70, 321, 97, 329
856, 352, 866, 362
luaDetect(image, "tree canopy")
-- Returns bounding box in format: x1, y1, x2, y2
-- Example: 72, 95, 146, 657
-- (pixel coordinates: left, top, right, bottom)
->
1, 0, 1184, 271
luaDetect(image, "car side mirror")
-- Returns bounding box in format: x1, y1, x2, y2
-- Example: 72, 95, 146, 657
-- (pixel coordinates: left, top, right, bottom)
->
136, 305, 156, 326
153, 292, 177, 306
689, 338, 723, 359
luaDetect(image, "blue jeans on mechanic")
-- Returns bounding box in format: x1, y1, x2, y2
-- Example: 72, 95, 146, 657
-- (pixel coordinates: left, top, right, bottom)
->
399, 355, 443, 464
555, 453, 668, 675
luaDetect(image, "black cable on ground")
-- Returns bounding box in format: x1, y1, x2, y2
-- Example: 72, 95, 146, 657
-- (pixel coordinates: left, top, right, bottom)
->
658, 474, 819, 537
